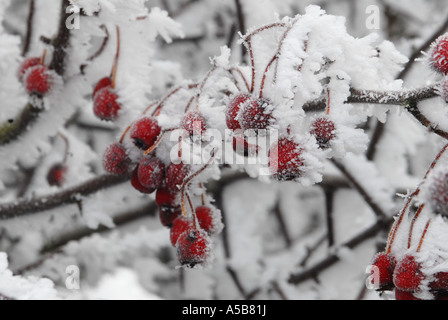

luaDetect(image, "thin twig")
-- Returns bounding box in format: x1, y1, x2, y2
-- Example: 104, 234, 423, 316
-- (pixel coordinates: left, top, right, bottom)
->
22, 0, 35, 56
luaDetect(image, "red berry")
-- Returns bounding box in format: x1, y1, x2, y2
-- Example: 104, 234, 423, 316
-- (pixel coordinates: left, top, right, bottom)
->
226, 93, 250, 130
130, 117, 162, 150
25, 65, 53, 96
195, 206, 218, 234
18, 57, 41, 81
93, 87, 121, 121
156, 188, 179, 207
268, 138, 304, 181
430, 272, 448, 290
93, 77, 112, 99
430, 34, 448, 75
393, 255, 425, 292
170, 217, 193, 246
166, 163, 190, 192
311, 117, 336, 149
47, 163, 67, 187
177, 229, 210, 267
395, 289, 422, 300
103, 143, 131, 175
240, 97, 273, 130
159, 206, 182, 228
426, 169, 448, 216
137, 157, 165, 190
181, 111, 207, 137
370, 252, 397, 291
131, 166, 155, 194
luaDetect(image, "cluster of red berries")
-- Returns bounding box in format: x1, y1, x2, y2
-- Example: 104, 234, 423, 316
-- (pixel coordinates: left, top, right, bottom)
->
430, 33, 448, 102
18, 53, 55, 97
371, 251, 448, 300
226, 93, 336, 181
103, 113, 221, 267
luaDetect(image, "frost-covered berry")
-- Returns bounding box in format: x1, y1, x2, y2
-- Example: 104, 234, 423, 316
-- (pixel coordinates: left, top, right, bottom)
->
393, 255, 425, 292
25, 65, 53, 96
103, 143, 131, 175
429, 34, 448, 75
370, 252, 397, 291
93, 77, 112, 99
130, 117, 162, 150
239, 97, 274, 130
196, 206, 219, 234
395, 289, 421, 300
156, 187, 178, 207
93, 87, 121, 121
166, 163, 190, 192
170, 217, 192, 246
131, 166, 155, 194
18, 57, 41, 81
159, 206, 182, 228
177, 228, 210, 267
137, 157, 165, 190
181, 110, 207, 137
268, 138, 304, 181
426, 168, 448, 216
47, 163, 67, 187
226, 93, 250, 130
429, 272, 448, 290
311, 117, 336, 149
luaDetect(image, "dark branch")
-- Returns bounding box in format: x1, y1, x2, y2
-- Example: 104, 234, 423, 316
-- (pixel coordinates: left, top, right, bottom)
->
0, 174, 130, 219
22, 0, 35, 56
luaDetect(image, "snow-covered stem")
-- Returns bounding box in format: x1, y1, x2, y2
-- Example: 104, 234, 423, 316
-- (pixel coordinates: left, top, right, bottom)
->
0, 174, 130, 219
288, 216, 393, 285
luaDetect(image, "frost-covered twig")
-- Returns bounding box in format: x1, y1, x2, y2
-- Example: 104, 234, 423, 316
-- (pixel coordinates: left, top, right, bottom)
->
330, 160, 388, 220
22, 0, 35, 56
288, 217, 393, 285
0, 174, 130, 219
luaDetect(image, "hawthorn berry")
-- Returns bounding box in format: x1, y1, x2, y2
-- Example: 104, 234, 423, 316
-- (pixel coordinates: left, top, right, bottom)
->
393, 255, 425, 292
165, 163, 190, 192
93, 87, 121, 121
159, 206, 182, 228
395, 289, 421, 301
268, 138, 304, 181
130, 117, 162, 150
226, 93, 251, 130
18, 57, 41, 81
103, 142, 131, 175
426, 168, 448, 216
47, 163, 67, 187
181, 110, 207, 137
429, 272, 448, 290
25, 65, 53, 96
170, 217, 193, 246
177, 228, 210, 267
429, 34, 448, 75
156, 187, 179, 207
195, 206, 218, 234
137, 157, 165, 190
370, 252, 397, 291
311, 117, 336, 149
239, 97, 274, 130
93, 77, 112, 99
131, 166, 155, 194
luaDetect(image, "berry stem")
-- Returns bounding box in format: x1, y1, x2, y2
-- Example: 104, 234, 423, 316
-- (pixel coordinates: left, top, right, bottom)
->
407, 204, 425, 249
417, 219, 432, 252
229, 67, 250, 92
326, 88, 331, 115
57, 132, 70, 164
40, 49, 47, 65
151, 84, 199, 117
143, 128, 177, 156
111, 25, 121, 90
